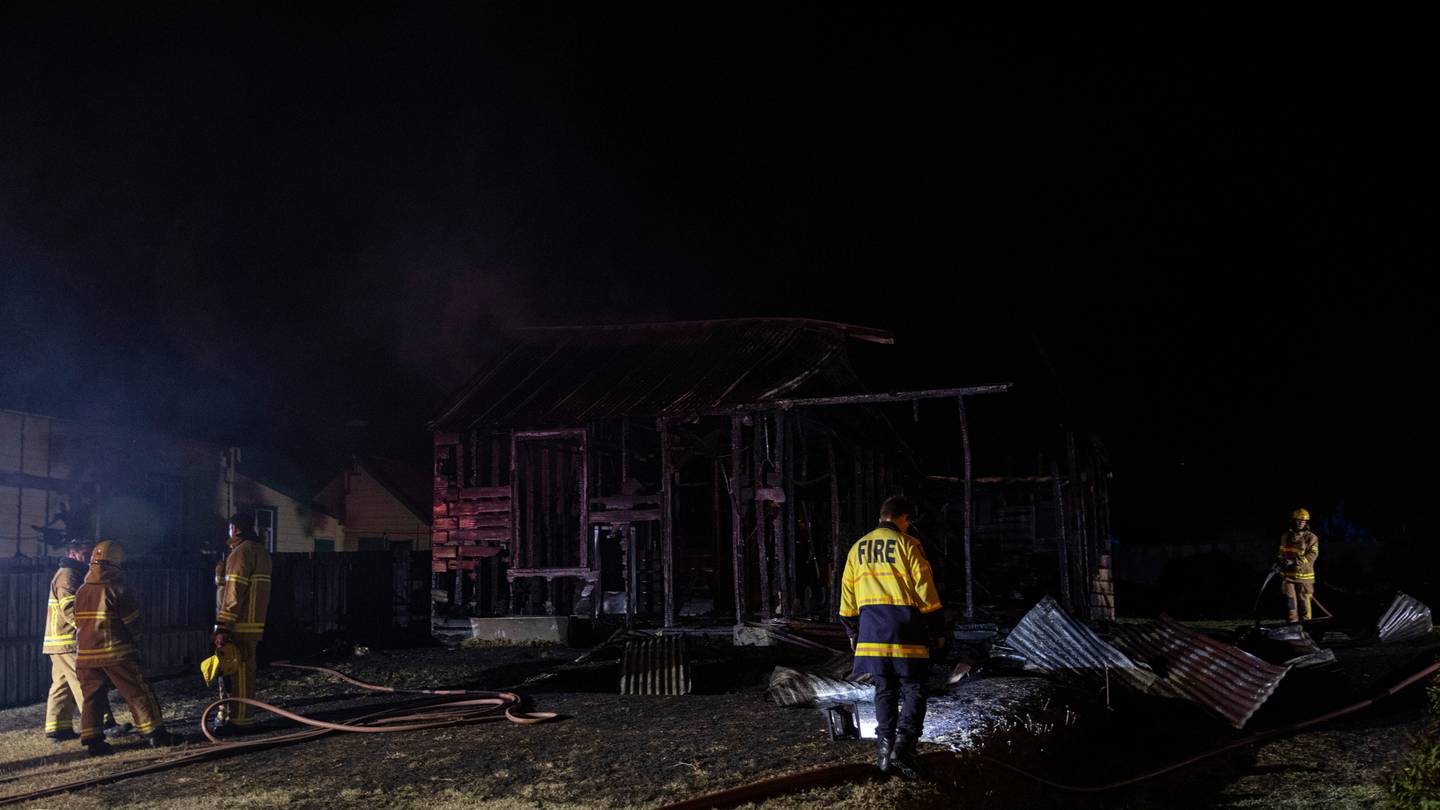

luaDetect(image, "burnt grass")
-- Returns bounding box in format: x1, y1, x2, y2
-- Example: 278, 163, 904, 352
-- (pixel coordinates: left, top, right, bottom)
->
0, 631, 1435, 809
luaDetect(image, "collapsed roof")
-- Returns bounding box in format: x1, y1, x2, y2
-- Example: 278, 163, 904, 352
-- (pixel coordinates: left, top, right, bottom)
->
431, 318, 894, 431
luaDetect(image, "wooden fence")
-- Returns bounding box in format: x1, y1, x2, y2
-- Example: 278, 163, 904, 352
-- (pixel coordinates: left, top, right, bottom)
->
0, 551, 430, 708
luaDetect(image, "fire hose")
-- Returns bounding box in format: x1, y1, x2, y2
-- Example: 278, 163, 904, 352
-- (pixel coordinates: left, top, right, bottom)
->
1250, 565, 1334, 626
661, 656, 1440, 809
0, 662, 556, 807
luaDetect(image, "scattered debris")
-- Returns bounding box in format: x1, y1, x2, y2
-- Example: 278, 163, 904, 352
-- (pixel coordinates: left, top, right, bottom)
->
1236, 624, 1336, 669
1007, 596, 1289, 729
770, 670, 868, 708
767, 667, 872, 707
1111, 615, 1290, 729
744, 620, 848, 655
952, 623, 999, 643
620, 633, 692, 695
1005, 595, 1157, 692
1379, 592, 1433, 643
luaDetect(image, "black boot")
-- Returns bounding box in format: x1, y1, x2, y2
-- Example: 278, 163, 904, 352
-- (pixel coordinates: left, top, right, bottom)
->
145, 728, 181, 748
876, 735, 895, 774
46, 729, 78, 742
104, 721, 134, 738
85, 739, 114, 757
889, 731, 920, 780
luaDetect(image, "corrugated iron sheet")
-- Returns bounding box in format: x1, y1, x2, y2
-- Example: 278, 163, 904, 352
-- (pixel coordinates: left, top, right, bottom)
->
1005, 595, 1157, 692
1239, 624, 1336, 669
1007, 597, 1290, 729
767, 666, 872, 707
620, 634, 692, 695
1379, 592, 1433, 643
1112, 615, 1289, 729
431, 319, 883, 429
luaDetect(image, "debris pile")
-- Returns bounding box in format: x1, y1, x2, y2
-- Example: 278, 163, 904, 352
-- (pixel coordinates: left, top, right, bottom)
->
763, 592, 1437, 748
1007, 596, 1290, 729
1236, 623, 1337, 669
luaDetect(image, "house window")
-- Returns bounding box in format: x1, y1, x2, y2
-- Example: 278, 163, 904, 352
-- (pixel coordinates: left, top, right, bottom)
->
389, 539, 413, 552
314, 538, 335, 554
358, 536, 387, 552
254, 506, 278, 552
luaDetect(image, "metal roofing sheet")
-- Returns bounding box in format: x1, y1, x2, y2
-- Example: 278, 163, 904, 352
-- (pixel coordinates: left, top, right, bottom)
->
767, 666, 873, 707
1111, 615, 1290, 729
1378, 592, 1433, 643
431, 319, 878, 430
1007, 597, 1290, 729
619, 634, 692, 695
1005, 595, 1157, 692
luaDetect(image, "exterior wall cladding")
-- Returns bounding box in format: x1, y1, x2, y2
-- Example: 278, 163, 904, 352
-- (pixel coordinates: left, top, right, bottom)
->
0, 408, 225, 557
1, 408, 342, 557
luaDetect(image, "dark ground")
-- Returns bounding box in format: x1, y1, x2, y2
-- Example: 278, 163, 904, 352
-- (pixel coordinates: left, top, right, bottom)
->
0, 629, 1434, 809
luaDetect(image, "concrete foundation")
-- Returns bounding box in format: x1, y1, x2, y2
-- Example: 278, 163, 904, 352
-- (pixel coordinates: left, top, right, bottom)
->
469, 616, 573, 644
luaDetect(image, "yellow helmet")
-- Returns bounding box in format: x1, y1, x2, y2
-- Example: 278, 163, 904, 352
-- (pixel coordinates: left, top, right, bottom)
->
201, 642, 242, 686
1291, 508, 1311, 522
91, 540, 126, 567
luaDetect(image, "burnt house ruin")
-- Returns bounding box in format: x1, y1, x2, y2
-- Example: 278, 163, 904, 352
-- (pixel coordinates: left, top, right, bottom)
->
429, 318, 1015, 628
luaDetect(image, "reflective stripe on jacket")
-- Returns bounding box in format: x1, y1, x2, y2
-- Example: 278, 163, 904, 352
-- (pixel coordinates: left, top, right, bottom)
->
1278, 530, 1319, 581
839, 523, 943, 676
42, 559, 87, 654
75, 565, 143, 668
216, 537, 273, 640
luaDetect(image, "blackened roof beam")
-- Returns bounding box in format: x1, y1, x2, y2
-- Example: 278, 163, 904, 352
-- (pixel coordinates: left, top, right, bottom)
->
717, 383, 1013, 414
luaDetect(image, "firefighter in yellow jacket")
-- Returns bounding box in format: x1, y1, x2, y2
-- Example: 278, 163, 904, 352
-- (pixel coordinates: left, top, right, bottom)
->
1278, 508, 1319, 622
41, 536, 114, 740
74, 541, 178, 755
839, 496, 944, 778
211, 512, 273, 735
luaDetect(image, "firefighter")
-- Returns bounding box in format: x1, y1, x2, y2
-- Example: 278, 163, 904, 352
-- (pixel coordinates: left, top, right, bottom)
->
74, 541, 178, 755
838, 496, 945, 778
41, 537, 108, 740
211, 512, 273, 735
1278, 508, 1320, 622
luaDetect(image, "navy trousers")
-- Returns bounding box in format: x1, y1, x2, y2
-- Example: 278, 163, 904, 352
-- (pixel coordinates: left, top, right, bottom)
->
873, 672, 926, 741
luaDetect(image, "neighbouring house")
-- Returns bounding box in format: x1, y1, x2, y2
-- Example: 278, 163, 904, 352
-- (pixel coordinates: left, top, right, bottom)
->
2, 407, 343, 557
229, 470, 344, 554
315, 457, 433, 552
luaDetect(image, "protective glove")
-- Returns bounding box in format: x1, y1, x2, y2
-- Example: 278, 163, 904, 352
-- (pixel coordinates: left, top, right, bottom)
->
212, 626, 230, 651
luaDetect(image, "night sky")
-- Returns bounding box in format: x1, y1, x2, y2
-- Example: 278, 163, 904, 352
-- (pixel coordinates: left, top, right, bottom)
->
2, 7, 1434, 540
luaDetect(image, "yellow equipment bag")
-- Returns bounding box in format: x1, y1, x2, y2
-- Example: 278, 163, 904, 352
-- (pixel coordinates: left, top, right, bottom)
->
201, 642, 242, 687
